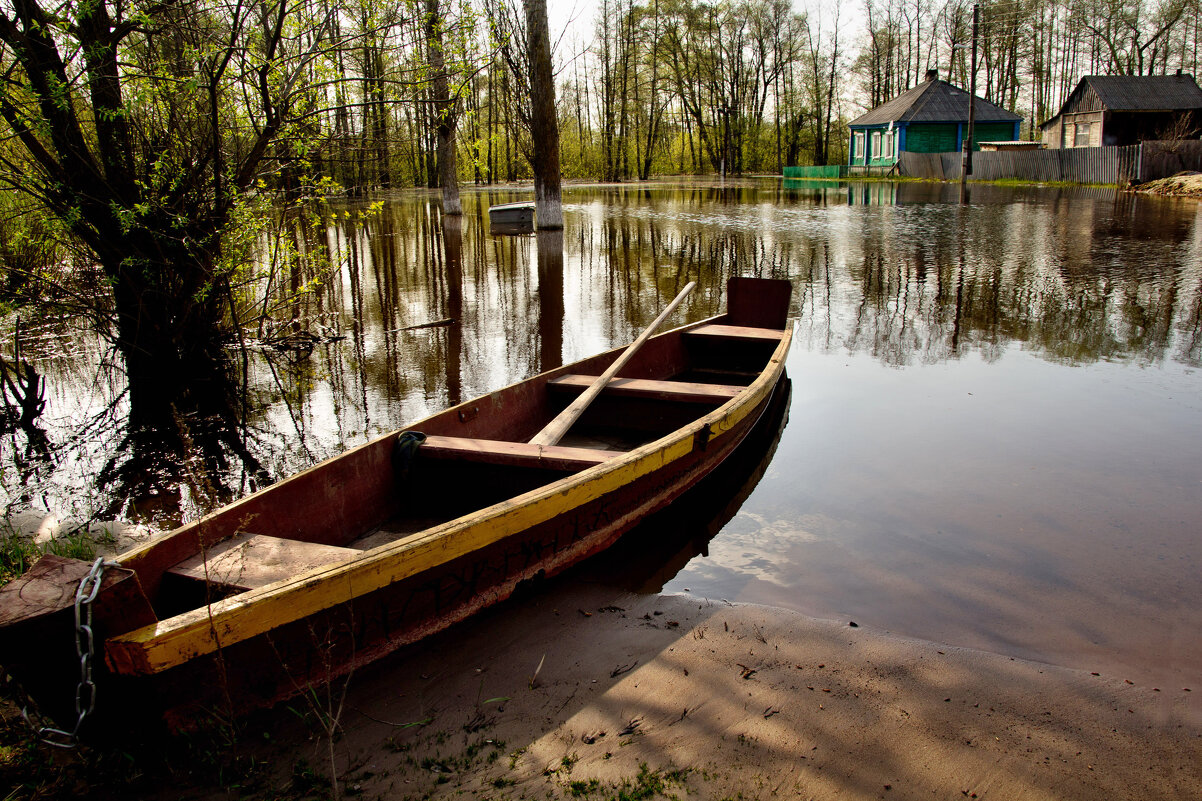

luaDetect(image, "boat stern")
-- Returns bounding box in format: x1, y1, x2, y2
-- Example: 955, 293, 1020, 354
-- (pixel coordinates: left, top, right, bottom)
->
0, 555, 156, 737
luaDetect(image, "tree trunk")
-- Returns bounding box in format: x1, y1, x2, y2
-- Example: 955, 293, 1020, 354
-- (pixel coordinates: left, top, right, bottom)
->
487, 61, 496, 184
426, 0, 461, 214
524, 0, 563, 229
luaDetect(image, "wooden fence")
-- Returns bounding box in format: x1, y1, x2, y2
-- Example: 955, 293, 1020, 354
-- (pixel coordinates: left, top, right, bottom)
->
1134, 140, 1202, 182
897, 140, 1202, 184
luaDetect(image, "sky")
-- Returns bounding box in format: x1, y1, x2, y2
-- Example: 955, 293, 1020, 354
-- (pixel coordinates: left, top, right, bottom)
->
547, 0, 596, 52
546, 0, 865, 53
544, 0, 870, 113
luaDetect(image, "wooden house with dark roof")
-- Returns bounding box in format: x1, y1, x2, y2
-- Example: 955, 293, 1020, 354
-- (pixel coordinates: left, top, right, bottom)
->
1039, 74, 1202, 149
847, 70, 1022, 169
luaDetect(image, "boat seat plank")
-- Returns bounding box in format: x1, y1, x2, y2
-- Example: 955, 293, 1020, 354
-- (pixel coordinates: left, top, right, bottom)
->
420, 435, 616, 471
167, 534, 360, 592
685, 323, 784, 342
688, 368, 760, 382
548, 374, 741, 405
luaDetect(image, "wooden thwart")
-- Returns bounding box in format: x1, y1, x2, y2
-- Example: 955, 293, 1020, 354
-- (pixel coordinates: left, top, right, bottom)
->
548, 374, 741, 405
684, 324, 784, 342
420, 435, 616, 471
167, 534, 360, 592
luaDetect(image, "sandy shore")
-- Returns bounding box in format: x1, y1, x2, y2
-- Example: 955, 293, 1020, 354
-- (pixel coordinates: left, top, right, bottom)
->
222, 574, 1200, 801
1135, 172, 1202, 199
5, 505, 1197, 799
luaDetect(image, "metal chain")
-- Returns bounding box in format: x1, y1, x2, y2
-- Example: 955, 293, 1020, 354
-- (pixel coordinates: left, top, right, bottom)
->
21, 557, 118, 748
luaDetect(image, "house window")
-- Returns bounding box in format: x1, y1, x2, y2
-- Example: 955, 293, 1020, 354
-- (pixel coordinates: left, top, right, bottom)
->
853, 132, 865, 160
883, 131, 894, 158
1073, 122, 1091, 147
871, 131, 881, 159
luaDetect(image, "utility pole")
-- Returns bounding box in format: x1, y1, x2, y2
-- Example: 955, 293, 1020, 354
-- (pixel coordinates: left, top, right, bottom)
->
960, 2, 979, 198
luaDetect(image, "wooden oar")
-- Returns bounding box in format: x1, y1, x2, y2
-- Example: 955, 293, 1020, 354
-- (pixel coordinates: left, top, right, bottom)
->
530, 281, 696, 447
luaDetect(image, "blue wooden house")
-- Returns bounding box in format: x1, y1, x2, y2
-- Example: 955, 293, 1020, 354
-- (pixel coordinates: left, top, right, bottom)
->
849, 70, 1023, 169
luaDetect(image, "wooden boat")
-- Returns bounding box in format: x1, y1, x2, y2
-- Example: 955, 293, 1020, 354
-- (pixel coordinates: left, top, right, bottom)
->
487, 200, 535, 226
0, 277, 793, 737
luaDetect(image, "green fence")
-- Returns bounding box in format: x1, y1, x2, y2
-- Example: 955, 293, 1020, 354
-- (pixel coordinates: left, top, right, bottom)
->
783, 165, 848, 179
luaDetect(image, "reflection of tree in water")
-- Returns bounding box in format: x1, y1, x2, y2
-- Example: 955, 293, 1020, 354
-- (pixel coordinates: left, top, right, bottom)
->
261, 201, 526, 476
95, 320, 279, 525
0, 313, 273, 528
550, 185, 1199, 368
0, 314, 118, 518
5, 185, 1200, 527
0, 207, 347, 527
0, 324, 54, 508
795, 190, 1202, 367
536, 230, 564, 374
96, 392, 270, 526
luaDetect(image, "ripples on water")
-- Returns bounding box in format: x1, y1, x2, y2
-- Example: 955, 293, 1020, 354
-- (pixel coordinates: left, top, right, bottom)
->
4, 179, 1201, 687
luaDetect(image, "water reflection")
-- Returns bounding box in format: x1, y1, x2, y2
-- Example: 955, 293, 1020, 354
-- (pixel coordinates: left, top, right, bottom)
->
3, 180, 1202, 690
536, 230, 564, 373
584, 376, 792, 593
6, 181, 1201, 520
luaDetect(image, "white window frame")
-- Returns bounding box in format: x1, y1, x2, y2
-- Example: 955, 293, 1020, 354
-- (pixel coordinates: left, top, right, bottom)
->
853, 131, 865, 159
1073, 122, 1091, 148
871, 131, 881, 159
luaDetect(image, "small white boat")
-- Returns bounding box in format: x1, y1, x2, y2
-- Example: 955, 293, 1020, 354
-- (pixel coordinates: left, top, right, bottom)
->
488, 201, 535, 226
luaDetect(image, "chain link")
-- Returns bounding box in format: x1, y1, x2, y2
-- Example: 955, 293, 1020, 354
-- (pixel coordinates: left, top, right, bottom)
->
21, 557, 118, 748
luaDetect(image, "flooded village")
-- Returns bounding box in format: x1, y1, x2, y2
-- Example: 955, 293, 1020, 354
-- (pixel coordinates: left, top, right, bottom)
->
1, 0, 1201, 799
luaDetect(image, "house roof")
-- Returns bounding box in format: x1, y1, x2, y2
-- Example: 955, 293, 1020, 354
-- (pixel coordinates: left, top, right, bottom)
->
849, 78, 1022, 128
1079, 74, 1202, 111
1038, 74, 1202, 129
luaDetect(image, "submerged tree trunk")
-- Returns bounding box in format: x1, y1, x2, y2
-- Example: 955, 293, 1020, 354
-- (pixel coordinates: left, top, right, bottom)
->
426, 0, 462, 215
523, 0, 563, 229
98, 228, 266, 521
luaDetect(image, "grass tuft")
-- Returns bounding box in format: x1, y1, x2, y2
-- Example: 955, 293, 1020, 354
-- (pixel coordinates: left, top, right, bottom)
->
0, 529, 97, 584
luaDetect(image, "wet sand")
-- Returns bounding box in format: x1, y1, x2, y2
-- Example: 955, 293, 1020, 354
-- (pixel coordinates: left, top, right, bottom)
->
239, 577, 1200, 801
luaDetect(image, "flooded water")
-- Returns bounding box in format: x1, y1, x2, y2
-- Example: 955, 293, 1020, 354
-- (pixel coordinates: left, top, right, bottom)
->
5, 178, 1201, 688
